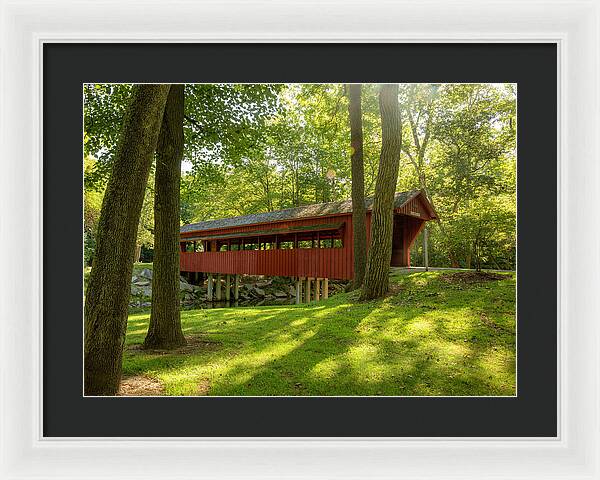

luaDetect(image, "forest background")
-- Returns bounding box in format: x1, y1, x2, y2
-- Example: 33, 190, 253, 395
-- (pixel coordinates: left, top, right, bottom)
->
84, 83, 516, 271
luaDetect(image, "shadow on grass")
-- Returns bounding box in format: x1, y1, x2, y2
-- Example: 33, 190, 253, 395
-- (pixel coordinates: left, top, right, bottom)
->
122, 270, 516, 396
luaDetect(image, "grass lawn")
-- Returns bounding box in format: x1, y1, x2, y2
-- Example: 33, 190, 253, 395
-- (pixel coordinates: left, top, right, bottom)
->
122, 270, 516, 396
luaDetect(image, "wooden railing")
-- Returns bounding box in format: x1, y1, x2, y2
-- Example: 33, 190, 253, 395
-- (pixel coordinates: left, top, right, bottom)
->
180, 247, 353, 280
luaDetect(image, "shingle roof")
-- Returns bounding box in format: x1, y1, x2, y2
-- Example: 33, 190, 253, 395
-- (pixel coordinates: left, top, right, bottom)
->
181, 190, 421, 234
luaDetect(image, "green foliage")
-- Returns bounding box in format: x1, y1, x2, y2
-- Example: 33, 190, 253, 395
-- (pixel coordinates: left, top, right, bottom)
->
137, 172, 155, 249
397, 83, 516, 269
183, 83, 281, 170
414, 195, 516, 270
122, 270, 516, 396
180, 84, 372, 223
83, 157, 105, 265
84, 156, 155, 264
84, 82, 517, 269
84, 84, 133, 188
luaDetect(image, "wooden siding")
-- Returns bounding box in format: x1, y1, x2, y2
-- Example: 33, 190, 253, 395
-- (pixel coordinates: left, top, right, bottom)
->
397, 216, 426, 267
180, 209, 428, 279
181, 213, 354, 280
181, 247, 353, 280
395, 195, 433, 220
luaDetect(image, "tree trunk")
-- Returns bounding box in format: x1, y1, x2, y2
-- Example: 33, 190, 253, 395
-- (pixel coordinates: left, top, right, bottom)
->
134, 244, 142, 263
348, 84, 367, 290
144, 85, 187, 349
361, 84, 402, 300
84, 85, 170, 395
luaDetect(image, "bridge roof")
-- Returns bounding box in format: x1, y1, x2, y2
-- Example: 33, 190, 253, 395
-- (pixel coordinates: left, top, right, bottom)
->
181, 190, 433, 235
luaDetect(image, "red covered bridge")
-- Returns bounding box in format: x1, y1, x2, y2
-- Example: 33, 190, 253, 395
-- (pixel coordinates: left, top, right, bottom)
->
179, 190, 437, 302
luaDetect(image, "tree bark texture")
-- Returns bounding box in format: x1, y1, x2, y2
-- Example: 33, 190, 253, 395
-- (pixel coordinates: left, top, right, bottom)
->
84, 85, 171, 395
144, 85, 187, 349
348, 84, 367, 290
361, 84, 402, 300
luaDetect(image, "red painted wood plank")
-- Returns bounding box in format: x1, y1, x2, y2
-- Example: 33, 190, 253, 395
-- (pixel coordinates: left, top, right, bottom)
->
181, 213, 428, 280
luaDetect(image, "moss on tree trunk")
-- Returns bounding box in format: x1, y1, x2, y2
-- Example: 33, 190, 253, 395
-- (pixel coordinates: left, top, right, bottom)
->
144, 85, 187, 350
84, 85, 170, 395
349, 84, 367, 290
361, 84, 402, 300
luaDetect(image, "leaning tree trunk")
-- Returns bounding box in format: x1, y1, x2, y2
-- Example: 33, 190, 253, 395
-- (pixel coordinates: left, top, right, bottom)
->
361, 84, 402, 300
348, 84, 367, 290
84, 85, 170, 395
144, 85, 187, 350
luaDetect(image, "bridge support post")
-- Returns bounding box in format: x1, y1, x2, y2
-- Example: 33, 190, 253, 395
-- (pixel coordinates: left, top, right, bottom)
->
315, 278, 321, 301
216, 274, 222, 301
323, 278, 329, 299
207, 274, 214, 302
305, 278, 312, 303
234, 274, 240, 301
225, 274, 231, 301
296, 277, 303, 305
423, 226, 429, 272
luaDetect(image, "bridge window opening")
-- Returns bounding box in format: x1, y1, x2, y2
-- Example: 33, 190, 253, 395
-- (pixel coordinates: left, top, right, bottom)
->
181, 226, 344, 253
320, 238, 333, 248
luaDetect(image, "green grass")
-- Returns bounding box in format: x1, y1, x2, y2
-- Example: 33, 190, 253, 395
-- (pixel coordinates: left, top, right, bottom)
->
122, 270, 516, 396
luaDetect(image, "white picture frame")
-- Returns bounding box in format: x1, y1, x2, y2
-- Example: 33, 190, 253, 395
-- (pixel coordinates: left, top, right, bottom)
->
1, 0, 598, 478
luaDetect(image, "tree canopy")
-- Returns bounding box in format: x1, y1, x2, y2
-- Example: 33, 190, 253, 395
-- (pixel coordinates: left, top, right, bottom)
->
84, 82, 516, 270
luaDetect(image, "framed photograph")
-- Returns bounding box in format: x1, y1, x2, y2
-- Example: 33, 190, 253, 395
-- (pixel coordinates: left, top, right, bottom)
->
1, 0, 599, 479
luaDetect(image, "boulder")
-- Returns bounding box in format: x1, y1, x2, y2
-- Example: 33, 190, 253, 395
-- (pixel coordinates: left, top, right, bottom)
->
132, 285, 152, 297
180, 281, 195, 292
133, 278, 151, 286
139, 268, 153, 279
253, 287, 265, 297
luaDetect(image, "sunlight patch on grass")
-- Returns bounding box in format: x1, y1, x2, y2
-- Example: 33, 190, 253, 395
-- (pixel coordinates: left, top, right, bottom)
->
347, 343, 378, 364
403, 317, 436, 336
122, 270, 516, 396
128, 329, 149, 335
476, 347, 515, 376
290, 318, 308, 327
311, 357, 343, 380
